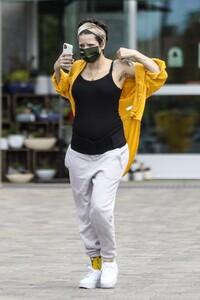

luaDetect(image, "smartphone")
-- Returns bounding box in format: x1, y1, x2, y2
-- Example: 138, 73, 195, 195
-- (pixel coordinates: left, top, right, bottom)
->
62, 43, 73, 55
62, 43, 73, 70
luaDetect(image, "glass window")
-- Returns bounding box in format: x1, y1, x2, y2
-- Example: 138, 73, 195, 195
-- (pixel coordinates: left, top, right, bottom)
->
80, 0, 123, 13
76, 0, 126, 58
139, 95, 200, 154
38, 0, 125, 73
137, 0, 200, 83
38, 1, 61, 74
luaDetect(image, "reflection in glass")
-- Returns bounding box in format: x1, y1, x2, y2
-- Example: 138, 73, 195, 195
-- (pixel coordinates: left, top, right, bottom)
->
137, 0, 200, 83
139, 96, 200, 154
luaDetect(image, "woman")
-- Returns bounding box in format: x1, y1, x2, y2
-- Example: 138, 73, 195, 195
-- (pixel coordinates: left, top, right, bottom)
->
52, 18, 167, 289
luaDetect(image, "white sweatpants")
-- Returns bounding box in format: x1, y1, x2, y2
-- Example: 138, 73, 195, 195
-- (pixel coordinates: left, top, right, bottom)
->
65, 143, 129, 260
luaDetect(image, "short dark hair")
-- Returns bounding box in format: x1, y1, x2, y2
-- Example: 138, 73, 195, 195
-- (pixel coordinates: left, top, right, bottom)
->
77, 17, 108, 44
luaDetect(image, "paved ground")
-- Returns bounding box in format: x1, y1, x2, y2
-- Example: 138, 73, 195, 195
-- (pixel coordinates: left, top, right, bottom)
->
0, 180, 200, 300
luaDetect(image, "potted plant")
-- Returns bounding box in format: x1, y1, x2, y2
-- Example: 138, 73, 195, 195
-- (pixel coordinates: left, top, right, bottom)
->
7, 124, 25, 149
143, 166, 153, 180
15, 105, 36, 123
0, 129, 9, 150
132, 162, 144, 181
3, 56, 36, 94
6, 162, 34, 183
24, 128, 57, 150
35, 163, 57, 181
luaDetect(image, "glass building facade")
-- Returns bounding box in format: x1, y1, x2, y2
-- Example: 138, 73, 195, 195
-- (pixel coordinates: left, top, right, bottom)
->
136, 0, 200, 155
2, 0, 200, 178
38, 0, 200, 84
38, 0, 200, 155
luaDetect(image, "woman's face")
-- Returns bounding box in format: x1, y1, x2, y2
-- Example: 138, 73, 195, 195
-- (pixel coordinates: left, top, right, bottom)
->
78, 33, 104, 50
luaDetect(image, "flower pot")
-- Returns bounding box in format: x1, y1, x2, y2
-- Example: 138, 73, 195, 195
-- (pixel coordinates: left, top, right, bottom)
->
16, 113, 36, 122
133, 171, 143, 181
6, 173, 34, 183
24, 137, 56, 150
38, 112, 59, 122
7, 82, 35, 94
143, 169, 153, 180
35, 76, 49, 95
0, 137, 8, 150
8, 134, 24, 149
35, 169, 56, 181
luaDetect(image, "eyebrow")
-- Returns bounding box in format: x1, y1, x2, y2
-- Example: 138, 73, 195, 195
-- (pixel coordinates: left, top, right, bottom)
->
79, 43, 96, 47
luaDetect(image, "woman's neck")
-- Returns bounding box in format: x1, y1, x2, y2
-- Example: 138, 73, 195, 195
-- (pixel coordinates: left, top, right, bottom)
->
84, 55, 111, 81
87, 54, 107, 70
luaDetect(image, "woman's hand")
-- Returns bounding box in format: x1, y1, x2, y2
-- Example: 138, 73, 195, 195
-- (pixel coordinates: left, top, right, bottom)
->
117, 48, 138, 62
54, 54, 74, 72
54, 54, 74, 84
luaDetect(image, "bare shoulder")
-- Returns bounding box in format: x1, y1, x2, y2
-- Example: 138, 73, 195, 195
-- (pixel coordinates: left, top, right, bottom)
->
113, 59, 125, 70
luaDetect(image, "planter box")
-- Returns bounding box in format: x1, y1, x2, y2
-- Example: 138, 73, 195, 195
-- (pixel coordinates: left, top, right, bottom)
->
7, 82, 35, 94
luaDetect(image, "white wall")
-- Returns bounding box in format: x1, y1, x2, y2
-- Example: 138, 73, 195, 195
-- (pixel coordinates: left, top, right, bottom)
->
137, 154, 200, 179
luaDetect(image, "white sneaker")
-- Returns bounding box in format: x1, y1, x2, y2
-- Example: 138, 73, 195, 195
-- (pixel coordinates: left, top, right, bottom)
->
101, 261, 118, 289
79, 266, 101, 289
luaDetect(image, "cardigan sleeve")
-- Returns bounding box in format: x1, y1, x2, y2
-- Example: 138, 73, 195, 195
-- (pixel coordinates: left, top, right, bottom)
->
138, 58, 168, 99
51, 69, 70, 99
122, 59, 167, 120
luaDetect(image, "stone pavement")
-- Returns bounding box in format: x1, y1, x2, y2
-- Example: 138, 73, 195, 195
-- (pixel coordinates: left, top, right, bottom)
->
0, 180, 200, 300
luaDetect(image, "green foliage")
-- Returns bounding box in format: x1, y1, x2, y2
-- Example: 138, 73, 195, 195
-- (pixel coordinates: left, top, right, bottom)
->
36, 163, 56, 170
2, 129, 9, 137
6, 69, 30, 83
8, 123, 21, 135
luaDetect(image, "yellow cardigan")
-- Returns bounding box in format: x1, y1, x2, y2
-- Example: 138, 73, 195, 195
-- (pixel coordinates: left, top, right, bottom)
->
52, 59, 168, 175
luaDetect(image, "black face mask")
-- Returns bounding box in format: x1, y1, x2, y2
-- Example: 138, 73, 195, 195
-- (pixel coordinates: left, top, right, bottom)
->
79, 46, 101, 63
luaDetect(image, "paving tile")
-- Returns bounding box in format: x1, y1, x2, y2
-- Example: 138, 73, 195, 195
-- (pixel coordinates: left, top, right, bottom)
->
0, 180, 200, 299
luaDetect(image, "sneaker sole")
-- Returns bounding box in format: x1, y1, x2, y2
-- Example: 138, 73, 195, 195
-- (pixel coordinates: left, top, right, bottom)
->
79, 281, 101, 289
101, 278, 117, 289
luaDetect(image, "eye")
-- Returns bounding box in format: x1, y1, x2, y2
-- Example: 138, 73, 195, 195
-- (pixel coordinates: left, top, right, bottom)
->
79, 43, 97, 49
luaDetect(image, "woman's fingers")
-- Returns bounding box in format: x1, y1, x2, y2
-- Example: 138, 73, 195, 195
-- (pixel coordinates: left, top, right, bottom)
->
59, 54, 74, 68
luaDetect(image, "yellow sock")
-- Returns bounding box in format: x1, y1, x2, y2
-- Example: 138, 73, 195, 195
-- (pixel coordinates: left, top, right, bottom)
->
91, 256, 102, 270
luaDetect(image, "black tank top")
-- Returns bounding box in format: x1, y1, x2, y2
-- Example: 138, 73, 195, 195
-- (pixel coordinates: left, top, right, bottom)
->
71, 61, 126, 154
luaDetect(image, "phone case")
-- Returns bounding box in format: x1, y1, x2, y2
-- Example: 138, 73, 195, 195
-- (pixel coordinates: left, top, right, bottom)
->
63, 43, 73, 55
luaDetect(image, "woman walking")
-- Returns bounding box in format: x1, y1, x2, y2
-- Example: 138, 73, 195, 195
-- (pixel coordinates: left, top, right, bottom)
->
52, 18, 167, 289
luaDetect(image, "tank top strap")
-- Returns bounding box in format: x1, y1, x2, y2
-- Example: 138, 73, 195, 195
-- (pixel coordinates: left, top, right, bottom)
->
109, 61, 114, 74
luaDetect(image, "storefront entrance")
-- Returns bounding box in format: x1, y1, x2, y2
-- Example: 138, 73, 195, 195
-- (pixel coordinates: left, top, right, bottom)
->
1, 0, 200, 180
137, 0, 200, 178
